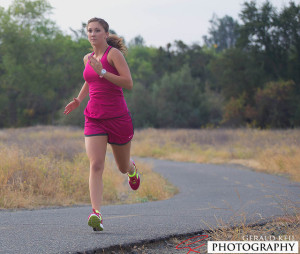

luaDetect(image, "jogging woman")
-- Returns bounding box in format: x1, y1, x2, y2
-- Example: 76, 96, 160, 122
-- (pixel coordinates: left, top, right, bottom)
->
64, 17, 140, 232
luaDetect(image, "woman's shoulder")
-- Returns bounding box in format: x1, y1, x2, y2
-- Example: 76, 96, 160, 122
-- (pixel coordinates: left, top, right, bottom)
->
108, 47, 124, 61
83, 52, 93, 65
107, 47, 125, 68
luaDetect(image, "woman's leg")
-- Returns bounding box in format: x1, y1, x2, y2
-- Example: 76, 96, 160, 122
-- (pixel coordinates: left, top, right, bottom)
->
85, 135, 108, 211
111, 142, 135, 175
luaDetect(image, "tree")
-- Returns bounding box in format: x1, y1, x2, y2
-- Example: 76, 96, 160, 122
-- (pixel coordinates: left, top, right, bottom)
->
203, 14, 240, 52
209, 48, 265, 101
276, 2, 300, 85
222, 93, 248, 127
124, 82, 156, 128
128, 35, 145, 47
254, 80, 295, 128
153, 64, 202, 128
237, 1, 300, 83
126, 45, 156, 88
8, 0, 57, 38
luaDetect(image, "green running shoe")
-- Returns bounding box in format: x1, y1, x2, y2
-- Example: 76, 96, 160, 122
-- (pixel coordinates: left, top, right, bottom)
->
88, 209, 103, 231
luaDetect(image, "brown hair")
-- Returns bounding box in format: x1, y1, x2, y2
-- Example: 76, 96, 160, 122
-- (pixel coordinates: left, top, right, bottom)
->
87, 17, 127, 55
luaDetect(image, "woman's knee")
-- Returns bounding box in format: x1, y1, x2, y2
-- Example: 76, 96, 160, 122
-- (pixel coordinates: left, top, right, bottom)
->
118, 167, 128, 174
117, 161, 131, 174
90, 160, 105, 173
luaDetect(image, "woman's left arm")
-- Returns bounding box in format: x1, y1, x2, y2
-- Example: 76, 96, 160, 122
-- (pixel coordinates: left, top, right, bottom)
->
103, 49, 133, 90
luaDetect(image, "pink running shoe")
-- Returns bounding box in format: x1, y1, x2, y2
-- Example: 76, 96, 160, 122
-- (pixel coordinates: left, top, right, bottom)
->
128, 160, 140, 191
88, 209, 103, 231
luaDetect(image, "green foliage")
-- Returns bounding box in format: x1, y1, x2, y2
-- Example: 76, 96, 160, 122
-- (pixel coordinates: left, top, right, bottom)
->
209, 48, 265, 100
126, 45, 156, 88
0, 0, 299, 129
222, 93, 248, 127
125, 82, 156, 128
237, 1, 300, 82
254, 80, 295, 128
152, 65, 202, 128
222, 80, 296, 128
203, 14, 240, 52
0, 0, 90, 127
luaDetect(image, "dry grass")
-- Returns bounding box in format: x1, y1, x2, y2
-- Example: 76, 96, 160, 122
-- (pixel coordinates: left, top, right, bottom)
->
201, 199, 300, 240
195, 195, 300, 253
167, 213, 300, 254
0, 126, 177, 209
132, 128, 300, 182
1, 127, 297, 205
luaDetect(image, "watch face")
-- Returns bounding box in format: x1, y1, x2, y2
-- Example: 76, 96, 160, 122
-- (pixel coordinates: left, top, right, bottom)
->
101, 69, 106, 75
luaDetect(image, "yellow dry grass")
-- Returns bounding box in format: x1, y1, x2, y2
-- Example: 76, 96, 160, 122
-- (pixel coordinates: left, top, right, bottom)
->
131, 128, 300, 182
0, 126, 177, 209
198, 205, 300, 253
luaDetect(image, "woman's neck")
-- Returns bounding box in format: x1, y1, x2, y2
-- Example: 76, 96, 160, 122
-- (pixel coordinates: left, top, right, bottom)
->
93, 44, 109, 58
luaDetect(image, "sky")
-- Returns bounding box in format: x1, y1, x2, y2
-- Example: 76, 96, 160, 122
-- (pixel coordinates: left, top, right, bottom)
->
0, 0, 293, 47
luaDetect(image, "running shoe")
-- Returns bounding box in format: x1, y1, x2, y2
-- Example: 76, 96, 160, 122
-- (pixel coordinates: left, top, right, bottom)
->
88, 209, 104, 231
128, 160, 140, 190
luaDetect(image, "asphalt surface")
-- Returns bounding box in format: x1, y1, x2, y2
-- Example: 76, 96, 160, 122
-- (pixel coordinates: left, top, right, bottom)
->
0, 157, 299, 254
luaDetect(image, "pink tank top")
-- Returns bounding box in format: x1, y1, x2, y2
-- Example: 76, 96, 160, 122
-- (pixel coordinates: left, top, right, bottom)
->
83, 46, 129, 119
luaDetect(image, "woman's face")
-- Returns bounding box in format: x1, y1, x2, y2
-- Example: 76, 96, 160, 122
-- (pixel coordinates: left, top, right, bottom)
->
87, 22, 108, 46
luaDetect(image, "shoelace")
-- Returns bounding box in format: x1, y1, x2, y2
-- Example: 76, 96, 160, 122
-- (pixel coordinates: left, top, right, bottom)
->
129, 174, 138, 184
93, 209, 102, 219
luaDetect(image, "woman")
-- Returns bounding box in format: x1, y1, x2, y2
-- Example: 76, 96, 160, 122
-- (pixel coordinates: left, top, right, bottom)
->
64, 17, 140, 232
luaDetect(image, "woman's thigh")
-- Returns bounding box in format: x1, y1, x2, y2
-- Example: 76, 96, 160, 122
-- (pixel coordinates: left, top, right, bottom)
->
110, 141, 131, 173
85, 135, 108, 168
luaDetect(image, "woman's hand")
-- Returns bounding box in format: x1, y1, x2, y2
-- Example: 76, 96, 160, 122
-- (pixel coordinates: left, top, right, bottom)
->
88, 54, 103, 75
64, 98, 80, 115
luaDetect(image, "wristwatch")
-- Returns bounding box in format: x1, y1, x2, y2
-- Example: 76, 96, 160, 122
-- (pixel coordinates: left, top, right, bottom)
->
99, 68, 107, 78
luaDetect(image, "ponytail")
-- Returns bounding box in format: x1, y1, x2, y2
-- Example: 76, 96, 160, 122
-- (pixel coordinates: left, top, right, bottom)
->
107, 34, 127, 55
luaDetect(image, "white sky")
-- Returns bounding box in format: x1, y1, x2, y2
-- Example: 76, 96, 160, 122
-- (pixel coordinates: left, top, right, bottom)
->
0, 0, 292, 47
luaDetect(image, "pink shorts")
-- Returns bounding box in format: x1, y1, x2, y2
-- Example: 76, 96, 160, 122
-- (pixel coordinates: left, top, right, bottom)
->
84, 112, 134, 145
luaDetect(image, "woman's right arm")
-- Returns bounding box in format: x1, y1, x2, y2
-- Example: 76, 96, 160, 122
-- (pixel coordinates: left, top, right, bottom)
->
63, 81, 89, 115
76, 81, 89, 103
63, 54, 90, 115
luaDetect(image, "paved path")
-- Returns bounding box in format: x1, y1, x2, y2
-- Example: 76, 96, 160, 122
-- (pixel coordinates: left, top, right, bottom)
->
0, 158, 299, 254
